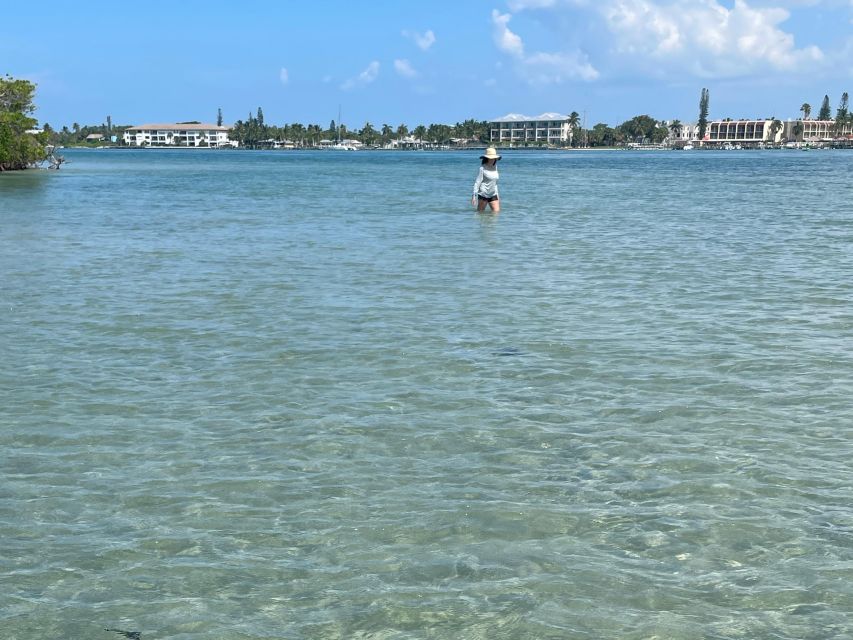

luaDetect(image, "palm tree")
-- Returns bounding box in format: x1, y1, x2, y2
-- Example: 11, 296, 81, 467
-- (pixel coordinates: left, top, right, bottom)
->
800, 103, 811, 120
567, 111, 581, 147
792, 121, 803, 141
668, 119, 682, 143
381, 124, 393, 144
427, 123, 440, 144
360, 122, 376, 145
396, 124, 409, 140
413, 125, 426, 143
769, 118, 783, 144
290, 123, 305, 146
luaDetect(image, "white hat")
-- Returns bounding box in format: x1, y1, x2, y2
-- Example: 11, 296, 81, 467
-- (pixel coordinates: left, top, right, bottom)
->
480, 147, 501, 160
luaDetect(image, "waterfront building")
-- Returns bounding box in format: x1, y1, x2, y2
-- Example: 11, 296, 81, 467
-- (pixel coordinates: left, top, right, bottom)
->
384, 136, 423, 149
787, 119, 852, 143
704, 119, 782, 146
123, 123, 234, 147
489, 113, 573, 145
704, 118, 852, 146
667, 121, 698, 143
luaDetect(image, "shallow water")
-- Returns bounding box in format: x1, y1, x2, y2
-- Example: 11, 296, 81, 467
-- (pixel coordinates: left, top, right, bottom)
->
2, 148, 852, 639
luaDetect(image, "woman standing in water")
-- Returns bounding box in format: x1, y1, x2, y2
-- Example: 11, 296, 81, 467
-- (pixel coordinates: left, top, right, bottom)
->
471, 147, 501, 213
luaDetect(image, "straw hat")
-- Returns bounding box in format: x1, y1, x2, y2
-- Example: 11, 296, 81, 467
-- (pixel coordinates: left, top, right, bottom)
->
480, 147, 501, 160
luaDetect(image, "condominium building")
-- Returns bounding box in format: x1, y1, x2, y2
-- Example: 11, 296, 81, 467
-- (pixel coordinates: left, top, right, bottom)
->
705, 118, 852, 145
123, 123, 234, 147
704, 119, 782, 145
792, 119, 852, 142
489, 113, 573, 145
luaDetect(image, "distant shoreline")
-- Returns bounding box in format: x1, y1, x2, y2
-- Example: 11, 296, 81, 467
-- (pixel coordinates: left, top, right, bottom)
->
62, 145, 851, 153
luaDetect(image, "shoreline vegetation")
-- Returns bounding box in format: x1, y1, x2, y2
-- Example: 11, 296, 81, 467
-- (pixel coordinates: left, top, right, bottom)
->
3, 76, 852, 171
54, 143, 852, 152
0, 76, 50, 171
44, 113, 853, 153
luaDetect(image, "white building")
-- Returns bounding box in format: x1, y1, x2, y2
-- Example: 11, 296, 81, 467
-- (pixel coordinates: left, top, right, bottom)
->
704, 119, 783, 146
663, 121, 698, 143
123, 123, 234, 147
383, 136, 423, 149
489, 113, 574, 145
704, 118, 853, 146
791, 119, 852, 142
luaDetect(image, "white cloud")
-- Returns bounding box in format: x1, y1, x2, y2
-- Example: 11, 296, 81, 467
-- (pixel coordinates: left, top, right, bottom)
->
525, 51, 600, 82
340, 61, 380, 90
492, 10, 525, 57
279, 67, 289, 85
600, 0, 823, 76
402, 29, 436, 50
505, 0, 827, 79
394, 59, 418, 78
491, 8, 599, 82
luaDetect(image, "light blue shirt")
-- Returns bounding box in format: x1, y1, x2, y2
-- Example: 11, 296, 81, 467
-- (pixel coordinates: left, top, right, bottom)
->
473, 166, 499, 198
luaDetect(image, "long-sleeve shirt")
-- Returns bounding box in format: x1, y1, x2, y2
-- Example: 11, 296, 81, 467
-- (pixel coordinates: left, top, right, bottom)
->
473, 166, 499, 198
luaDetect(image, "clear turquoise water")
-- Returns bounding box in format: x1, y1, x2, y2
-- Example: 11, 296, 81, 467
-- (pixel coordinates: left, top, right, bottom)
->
1, 148, 852, 639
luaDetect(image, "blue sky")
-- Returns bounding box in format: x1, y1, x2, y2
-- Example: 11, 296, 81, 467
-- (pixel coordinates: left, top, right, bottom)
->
4, 0, 852, 129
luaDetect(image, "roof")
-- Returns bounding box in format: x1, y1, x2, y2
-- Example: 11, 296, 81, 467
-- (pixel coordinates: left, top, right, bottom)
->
491, 112, 570, 123
86, 133, 104, 139
126, 123, 230, 131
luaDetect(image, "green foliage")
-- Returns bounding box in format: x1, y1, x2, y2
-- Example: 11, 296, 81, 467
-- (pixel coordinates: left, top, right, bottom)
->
452, 119, 488, 141
360, 122, 377, 145
586, 123, 621, 147
668, 119, 682, 141
0, 75, 46, 171
618, 114, 665, 143
818, 95, 831, 120
698, 87, 710, 140
769, 118, 783, 141
0, 75, 36, 114
225, 109, 490, 148
230, 113, 268, 148
43, 122, 130, 147
835, 92, 849, 133
568, 112, 581, 146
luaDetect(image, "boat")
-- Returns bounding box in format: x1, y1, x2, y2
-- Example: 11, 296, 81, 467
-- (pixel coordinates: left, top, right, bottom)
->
329, 105, 358, 150
683, 143, 694, 150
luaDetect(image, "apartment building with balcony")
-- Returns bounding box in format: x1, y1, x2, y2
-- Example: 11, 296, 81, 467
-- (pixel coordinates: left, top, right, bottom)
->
703, 119, 780, 145
123, 123, 234, 147
489, 113, 573, 145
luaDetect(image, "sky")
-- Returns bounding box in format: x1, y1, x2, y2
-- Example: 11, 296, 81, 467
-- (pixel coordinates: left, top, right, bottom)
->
3, 0, 852, 130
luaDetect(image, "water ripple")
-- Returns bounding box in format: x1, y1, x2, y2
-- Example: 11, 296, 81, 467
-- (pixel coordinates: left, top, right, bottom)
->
1, 149, 852, 639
